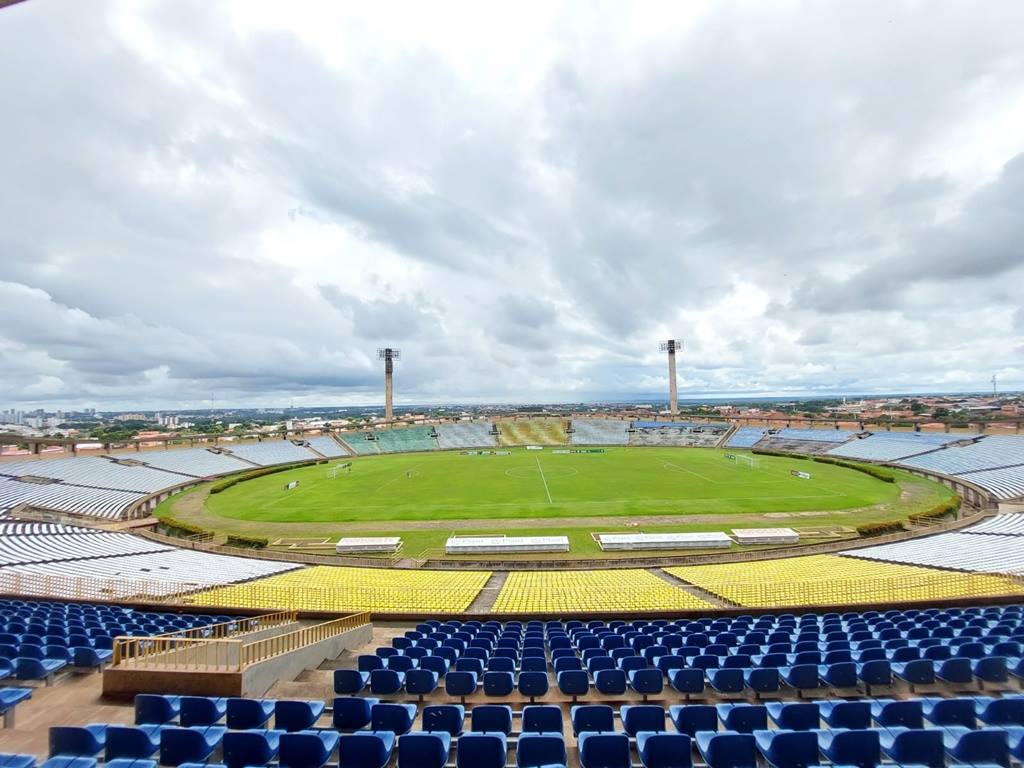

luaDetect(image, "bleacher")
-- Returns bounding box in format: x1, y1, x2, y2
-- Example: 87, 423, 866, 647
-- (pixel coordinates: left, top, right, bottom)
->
899, 436, 1024, 477
493, 571, 711, 614
9, 602, 1024, 768
723, 427, 766, 449
628, 424, 726, 448
955, 466, 1024, 500
570, 420, 629, 446
225, 441, 319, 466
846, 532, 1024, 575
0, 457, 191, 493
828, 432, 964, 463
305, 436, 350, 459
964, 514, 1024, 536
133, 448, 253, 478
667, 554, 1024, 607
374, 427, 438, 454
0, 478, 145, 520
342, 433, 381, 455
772, 428, 856, 444
436, 423, 498, 450
0, 597, 232, 685
188, 565, 491, 614
0, 523, 301, 599
498, 421, 567, 447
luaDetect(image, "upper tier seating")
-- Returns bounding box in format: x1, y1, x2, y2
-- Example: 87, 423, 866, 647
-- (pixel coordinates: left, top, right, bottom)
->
951, 465, 1024, 500
0, 478, 145, 520
629, 424, 725, 448
305, 436, 350, 459
899, 436, 1024, 477
189, 565, 491, 614
225, 441, 319, 466
0, 530, 168, 566
828, 432, 966, 462
965, 514, 1024, 536
845, 532, 1024, 575
493, 570, 712, 613
374, 428, 438, 454
0, 457, 189, 493
774, 428, 856, 444
435, 423, 497, 450
723, 428, 767, 449
667, 554, 1024, 607
132, 448, 253, 478
343, 434, 381, 455
570, 420, 630, 446
498, 421, 567, 447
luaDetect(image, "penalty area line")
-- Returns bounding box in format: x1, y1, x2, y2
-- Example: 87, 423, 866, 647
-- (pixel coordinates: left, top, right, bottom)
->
535, 456, 554, 504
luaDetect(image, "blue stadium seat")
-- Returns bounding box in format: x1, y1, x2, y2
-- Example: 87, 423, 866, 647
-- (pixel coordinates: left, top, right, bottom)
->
333, 697, 378, 731
571, 705, 614, 736
765, 702, 818, 731
628, 669, 664, 699
371, 703, 418, 735
275, 700, 325, 732
636, 734, 690, 768
819, 700, 871, 730
472, 705, 513, 735
943, 726, 1010, 768
670, 669, 705, 698
753, 730, 818, 768
445, 671, 478, 703
816, 729, 878, 768
225, 698, 275, 730
818, 661, 857, 688
456, 733, 506, 768
878, 727, 944, 768
334, 670, 369, 695
577, 733, 630, 768
159, 726, 227, 767
370, 669, 406, 695
0, 755, 35, 768
179, 697, 227, 727
49, 726, 108, 758
483, 671, 515, 697
104, 726, 163, 760
421, 705, 464, 737
135, 695, 181, 726
594, 669, 626, 695
621, 705, 666, 737
397, 732, 451, 768
556, 670, 589, 702
278, 730, 340, 768
522, 704, 562, 734
338, 732, 395, 768
406, 669, 440, 699
222, 729, 284, 768
694, 732, 756, 768
0, 687, 31, 727
518, 671, 549, 702
669, 704, 717, 737
977, 696, 1024, 726
871, 699, 923, 729
716, 704, 766, 734
516, 734, 566, 768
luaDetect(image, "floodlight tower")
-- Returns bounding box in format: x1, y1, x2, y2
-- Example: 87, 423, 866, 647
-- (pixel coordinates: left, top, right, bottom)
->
659, 339, 683, 416
378, 348, 401, 422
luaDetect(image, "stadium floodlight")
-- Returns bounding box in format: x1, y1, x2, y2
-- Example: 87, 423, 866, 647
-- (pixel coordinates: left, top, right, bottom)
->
378, 348, 401, 422
659, 340, 683, 416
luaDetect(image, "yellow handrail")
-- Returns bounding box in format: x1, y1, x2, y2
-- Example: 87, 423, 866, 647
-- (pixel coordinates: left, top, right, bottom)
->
241, 613, 371, 667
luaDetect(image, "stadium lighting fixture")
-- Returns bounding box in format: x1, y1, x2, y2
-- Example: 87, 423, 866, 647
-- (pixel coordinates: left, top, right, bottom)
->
659, 340, 682, 416
378, 348, 401, 422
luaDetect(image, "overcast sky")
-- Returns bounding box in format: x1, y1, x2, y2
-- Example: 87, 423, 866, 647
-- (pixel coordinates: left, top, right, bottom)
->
2, 1, 1023, 411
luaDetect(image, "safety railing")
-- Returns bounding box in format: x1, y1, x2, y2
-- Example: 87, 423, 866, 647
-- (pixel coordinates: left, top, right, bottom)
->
153, 610, 297, 640
112, 636, 242, 671
241, 612, 371, 666
111, 612, 370, 672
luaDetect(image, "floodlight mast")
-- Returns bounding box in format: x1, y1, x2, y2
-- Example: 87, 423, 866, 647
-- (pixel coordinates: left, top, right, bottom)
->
659, 340, 682, 416
377, 348, 401, 422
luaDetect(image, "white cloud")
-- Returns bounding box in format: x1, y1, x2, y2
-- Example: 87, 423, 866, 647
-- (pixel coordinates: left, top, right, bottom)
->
1, 0, 1023, 409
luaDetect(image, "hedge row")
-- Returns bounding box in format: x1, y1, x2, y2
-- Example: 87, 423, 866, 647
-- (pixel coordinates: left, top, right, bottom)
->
225, 534, 269, 549
908, 495, 962, 524
856, 520, 905, 536
811, 456, 897, 483
209, 461, 315, 494
751, 449, 800, 458
159, 517, 210, 538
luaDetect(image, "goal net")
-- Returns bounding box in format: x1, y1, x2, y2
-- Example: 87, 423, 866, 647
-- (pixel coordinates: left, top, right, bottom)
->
724, 453, 759, 470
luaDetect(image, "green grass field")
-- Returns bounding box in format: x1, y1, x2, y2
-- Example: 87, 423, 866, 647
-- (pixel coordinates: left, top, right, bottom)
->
154, 447, 954, 559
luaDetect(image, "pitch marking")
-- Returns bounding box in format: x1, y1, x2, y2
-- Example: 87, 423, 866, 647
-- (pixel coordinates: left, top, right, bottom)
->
535, 457, 554, 504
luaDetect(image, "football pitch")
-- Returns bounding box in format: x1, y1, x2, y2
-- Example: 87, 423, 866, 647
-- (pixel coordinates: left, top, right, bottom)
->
205, 447, 909, 524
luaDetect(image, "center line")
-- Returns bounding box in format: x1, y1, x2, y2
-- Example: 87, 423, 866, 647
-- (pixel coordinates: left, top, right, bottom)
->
535, 456, 553, 504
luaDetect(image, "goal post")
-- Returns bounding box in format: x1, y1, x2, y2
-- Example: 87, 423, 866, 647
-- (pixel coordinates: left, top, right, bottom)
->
724, 452, 759, 470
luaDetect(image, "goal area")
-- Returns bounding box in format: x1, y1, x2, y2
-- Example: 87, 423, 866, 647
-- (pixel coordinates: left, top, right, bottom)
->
724, 452, 759, 470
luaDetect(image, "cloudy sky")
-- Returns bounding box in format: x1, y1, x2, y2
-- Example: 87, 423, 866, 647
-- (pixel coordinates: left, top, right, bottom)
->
2, 0, 1023, 410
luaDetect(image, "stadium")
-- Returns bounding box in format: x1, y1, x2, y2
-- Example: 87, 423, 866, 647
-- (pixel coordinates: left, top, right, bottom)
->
5, 1, 1024, 767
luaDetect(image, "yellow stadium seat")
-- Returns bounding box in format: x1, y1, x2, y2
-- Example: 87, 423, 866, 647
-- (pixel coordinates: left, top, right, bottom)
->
187, 566, 491, 614
667, 554, 1024, 608
492, 569, 711, 613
